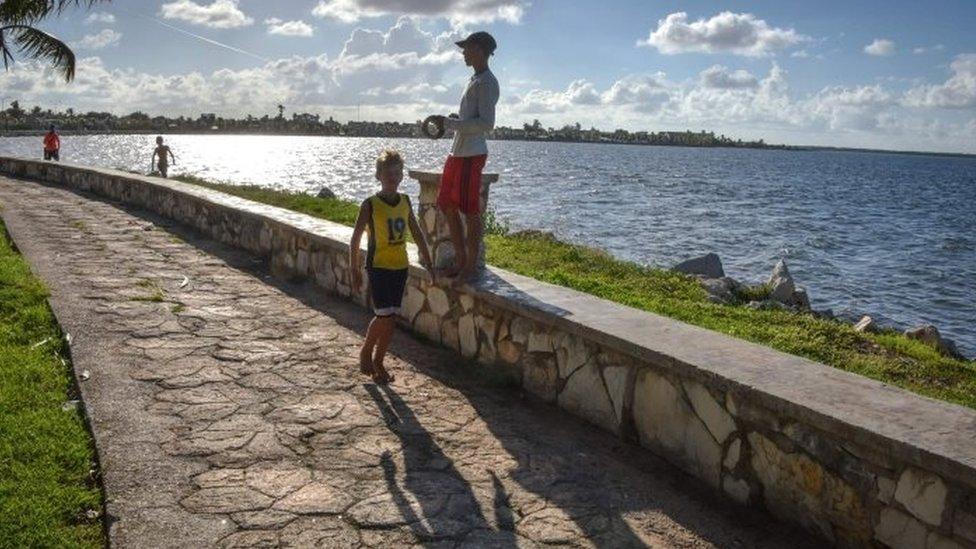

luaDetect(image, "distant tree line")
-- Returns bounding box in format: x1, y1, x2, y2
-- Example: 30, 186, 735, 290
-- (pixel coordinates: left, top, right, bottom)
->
0, 102, 786, 150
494, 119, 782, 148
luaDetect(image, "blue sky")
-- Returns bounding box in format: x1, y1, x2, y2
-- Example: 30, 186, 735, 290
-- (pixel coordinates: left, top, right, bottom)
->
4, 0, 975, 152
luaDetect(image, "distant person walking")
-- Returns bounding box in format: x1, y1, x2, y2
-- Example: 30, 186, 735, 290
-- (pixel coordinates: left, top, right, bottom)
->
431, 31, 500, 283
151, 136, 176, 178
43, 125, 60, 161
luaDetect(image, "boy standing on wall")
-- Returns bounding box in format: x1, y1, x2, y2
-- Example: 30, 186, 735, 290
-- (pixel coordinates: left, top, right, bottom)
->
350, 150, 433, 384
432, 31, 500, 283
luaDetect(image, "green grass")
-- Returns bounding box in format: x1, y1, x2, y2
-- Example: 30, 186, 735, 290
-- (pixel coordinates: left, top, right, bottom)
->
131, 278, 166, 303
486, 232, 976, 407
172, 175, 976, 409
176, 174, 361, 227
0, 220, 103, 548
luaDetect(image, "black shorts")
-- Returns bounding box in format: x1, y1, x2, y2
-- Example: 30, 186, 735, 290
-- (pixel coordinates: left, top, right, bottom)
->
44, 149, 59, 161
367, 268, 408, 316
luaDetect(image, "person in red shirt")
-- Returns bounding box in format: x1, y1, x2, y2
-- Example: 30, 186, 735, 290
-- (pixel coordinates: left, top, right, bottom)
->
43, 125, 60, 161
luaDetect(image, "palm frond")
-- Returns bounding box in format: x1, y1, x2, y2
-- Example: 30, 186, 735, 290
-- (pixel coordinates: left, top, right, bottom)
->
0, 27, 15, 69
0, 0, 110, 25
3, 24, 75, 81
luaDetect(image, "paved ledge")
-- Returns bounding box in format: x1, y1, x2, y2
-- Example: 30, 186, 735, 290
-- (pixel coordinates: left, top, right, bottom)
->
3, 157, 975, 547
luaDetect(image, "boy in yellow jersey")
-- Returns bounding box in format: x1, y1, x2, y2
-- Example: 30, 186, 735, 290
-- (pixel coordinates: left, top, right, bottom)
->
350, 150, 433, 384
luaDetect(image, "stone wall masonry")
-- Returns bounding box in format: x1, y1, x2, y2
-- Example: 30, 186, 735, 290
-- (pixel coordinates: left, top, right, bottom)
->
3, 156, 976, 549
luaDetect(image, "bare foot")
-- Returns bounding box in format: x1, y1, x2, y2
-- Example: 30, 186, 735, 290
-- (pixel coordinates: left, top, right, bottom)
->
371, 363, 395, 385
359, 350, 373, 376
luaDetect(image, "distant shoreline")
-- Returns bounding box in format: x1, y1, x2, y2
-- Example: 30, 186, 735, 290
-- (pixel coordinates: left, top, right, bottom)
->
1, 129, 973, 159
794, 145, 976, 160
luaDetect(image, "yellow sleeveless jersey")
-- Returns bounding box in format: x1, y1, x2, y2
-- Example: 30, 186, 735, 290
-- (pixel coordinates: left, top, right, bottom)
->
367, 193, 410, 270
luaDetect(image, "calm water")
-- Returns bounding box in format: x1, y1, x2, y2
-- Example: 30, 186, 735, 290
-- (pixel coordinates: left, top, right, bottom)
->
2, 134, 974, 355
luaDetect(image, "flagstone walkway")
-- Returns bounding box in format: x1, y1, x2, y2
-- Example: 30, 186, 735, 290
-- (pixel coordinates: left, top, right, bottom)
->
0, 175, 816, 548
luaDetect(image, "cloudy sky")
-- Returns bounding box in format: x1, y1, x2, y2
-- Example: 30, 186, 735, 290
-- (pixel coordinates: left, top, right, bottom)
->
3, 0, 975, 153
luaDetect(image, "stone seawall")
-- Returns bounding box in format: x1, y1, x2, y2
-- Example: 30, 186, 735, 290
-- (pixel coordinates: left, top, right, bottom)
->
3, 157, 975, 549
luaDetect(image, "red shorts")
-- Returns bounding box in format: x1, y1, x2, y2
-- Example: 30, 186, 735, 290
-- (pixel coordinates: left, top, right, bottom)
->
437, 154, 487, 215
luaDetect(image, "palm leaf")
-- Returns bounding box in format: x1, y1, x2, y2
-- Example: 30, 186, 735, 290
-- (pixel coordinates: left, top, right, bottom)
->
0, 26, 15, 69
3, 24, 75, 81
0, 0, 110, 25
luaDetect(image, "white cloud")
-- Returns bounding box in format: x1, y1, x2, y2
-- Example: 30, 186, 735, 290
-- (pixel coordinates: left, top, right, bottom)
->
816, 85, 893, 107
512, 67, 783, 122
311, 0, 525, 25
639, 11, 807, 57
864, 38, 895, 56
700, 65, 759, 89
904, 53, 976, 108
808, 85, 894, 130
265, 18, 314, 37
601, 73, 669, 109
512, 79, 603, 112
159, 0, 253, 29
913, 44, 945, 54
332, 17, 459, 74
85, 12, 115, 25
565, 79, 601, 105
74, 29, 122, 50
790, 49, 824, 60
504, 62, 975, 152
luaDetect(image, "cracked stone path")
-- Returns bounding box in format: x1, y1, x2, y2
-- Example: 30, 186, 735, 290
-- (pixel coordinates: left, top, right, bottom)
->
0, 176, 817, 548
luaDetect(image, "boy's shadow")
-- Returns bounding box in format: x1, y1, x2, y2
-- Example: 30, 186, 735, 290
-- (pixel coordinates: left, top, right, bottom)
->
365, 383, 520, 546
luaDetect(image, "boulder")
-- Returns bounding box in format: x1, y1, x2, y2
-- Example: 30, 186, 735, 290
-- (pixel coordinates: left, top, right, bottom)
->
791, 288, 811, 311
700, 276, 740, 304
317, 187, 337, 199
767, 259, 796, 304
904, 325, 966, 360
672, 253, 724, 279
813, 309, 835, 320
747, 300, 789, 311
854, 316, 877, 333
941, 338, 964, 361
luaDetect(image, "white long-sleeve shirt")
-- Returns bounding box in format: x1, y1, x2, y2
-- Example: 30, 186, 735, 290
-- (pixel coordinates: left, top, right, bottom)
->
443, 68, 499, 157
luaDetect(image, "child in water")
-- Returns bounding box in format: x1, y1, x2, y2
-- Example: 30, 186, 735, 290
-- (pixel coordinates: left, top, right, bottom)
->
150, 136, 176, 178
349, 149, 433, 384
43, 125, 60, 161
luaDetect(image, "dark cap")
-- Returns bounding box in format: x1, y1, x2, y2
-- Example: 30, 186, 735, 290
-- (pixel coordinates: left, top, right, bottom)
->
455, 31, 497, 55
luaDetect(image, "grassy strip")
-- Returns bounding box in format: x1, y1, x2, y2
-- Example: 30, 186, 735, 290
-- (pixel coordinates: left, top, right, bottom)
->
0, 219, 103, 547
173, 175, 976, 409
